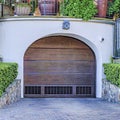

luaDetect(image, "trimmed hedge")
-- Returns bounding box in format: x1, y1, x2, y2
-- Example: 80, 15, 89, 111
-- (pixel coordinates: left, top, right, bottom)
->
0, 63, 18, 97
103, 63, 120, 87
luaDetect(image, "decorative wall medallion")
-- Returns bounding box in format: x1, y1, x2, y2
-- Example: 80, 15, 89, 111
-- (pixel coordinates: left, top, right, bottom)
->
62, 20, 70, 30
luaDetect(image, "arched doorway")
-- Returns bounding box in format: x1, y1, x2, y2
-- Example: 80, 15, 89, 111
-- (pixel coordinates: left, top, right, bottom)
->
24, 36, 96, 97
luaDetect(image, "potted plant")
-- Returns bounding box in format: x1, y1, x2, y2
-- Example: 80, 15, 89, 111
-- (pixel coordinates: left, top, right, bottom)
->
108, 0, 120, 20
38, 0, 58, 15
0, 0, 14, 17
60, 0, 97, 21
14, 3, 31, 15
30, 0, 38, 14
97, 0, 108, 18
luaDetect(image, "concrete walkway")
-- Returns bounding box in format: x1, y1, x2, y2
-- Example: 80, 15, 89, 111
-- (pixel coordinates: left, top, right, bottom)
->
0, 98, 120, 120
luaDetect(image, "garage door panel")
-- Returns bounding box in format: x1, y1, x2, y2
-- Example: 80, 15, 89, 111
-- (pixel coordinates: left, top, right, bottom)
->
24, 61, 95, 73
24, 36, 96, 97
24, 49, 94, 61
30, 36, 89, 49
24, 73, 95, 85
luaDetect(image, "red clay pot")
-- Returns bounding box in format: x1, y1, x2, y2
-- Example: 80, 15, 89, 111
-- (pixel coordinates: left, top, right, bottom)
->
98, 0, 108, 18
38, 0, 58, 15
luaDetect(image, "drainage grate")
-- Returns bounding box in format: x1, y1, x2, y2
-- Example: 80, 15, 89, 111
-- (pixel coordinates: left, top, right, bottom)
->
45, 86, 72, 94
76, 86, 92, 95
25, 86, 41, 94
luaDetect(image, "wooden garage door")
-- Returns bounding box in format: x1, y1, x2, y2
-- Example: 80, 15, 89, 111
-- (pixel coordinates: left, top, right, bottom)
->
24, 36, 96, 97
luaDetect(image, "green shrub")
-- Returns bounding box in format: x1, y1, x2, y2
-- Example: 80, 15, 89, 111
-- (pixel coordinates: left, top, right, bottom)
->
103, 63, 120, 87
0, 0, 3, 3
0, 63, 18, 97
60, 0, 97, 21
108, 0, 120, 16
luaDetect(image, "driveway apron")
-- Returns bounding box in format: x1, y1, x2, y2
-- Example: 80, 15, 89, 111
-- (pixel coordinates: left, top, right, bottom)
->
0, 98, 120, 120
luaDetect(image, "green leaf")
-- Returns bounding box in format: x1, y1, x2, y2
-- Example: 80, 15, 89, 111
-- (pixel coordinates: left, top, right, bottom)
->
60, 0, 97, 21
0, 62, 18, 97
103, 63, 120, 87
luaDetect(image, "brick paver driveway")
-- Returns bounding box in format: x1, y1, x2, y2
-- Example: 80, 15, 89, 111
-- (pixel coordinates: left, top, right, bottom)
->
0, 98, 120, 120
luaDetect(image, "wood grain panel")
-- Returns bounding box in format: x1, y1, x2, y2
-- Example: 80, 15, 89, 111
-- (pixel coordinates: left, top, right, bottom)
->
24, 48, 94, 61
24, 73, 95, 85
24, 61, 95, 73
29, 36, 89, 49
24, 36, 96, 97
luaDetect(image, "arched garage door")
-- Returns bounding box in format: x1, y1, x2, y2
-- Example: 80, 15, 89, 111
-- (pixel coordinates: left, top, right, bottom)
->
24, 36, 96, 97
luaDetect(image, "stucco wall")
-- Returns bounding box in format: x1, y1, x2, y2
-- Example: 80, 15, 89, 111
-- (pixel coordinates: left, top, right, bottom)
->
0, 17, 114, 98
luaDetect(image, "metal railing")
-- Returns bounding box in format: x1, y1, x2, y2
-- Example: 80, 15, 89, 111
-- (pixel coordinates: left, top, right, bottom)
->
0, 0, 59, 17
0, 0, 114, 18
114, 18, 120, 58
0, 3, 3, 17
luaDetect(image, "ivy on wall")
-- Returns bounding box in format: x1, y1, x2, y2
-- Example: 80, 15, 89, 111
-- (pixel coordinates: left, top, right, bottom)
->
103, 63, 120, 87
0, 63, 18, 97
